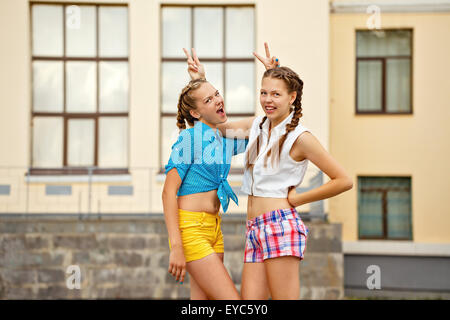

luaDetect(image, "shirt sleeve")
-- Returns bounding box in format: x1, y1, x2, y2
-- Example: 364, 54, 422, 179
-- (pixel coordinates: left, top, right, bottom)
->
164, 129, 193, 181
233, 138, 249, 156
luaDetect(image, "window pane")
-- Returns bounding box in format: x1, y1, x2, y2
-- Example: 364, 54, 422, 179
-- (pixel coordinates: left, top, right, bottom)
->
357, 30, 411, 57
194, 8, 223, 58
99, 117, 128, 167
66, 61, 96, 112
357, 60, 382, 111
68, 119, 95, 166
162, 7, 191, 58
202, 62, 223, 96
161, 116, 181, 167
99, 62, 129, 112
33, 61, 63, 112
161, 62, 191, 113
66, 5, 96, 57
225, 62, 254, 113
358, 191, 383, 238
386, 59, 411, 112
226, 7, 254, 58
387, 190, 412, 239
32, 117, 63, 167
99, 7, 128, 57
32, 5, 63, 56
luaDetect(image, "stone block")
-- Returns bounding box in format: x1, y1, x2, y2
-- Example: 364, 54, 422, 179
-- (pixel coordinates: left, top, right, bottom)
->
0, 269, 37, 286
108, 236, 146, 250
37, 269, 66, 283
114, 252, 143, 267
53, 234, 98, 250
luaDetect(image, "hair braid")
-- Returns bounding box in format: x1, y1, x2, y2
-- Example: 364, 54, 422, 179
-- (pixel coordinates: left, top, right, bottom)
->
176, 78, 207, 131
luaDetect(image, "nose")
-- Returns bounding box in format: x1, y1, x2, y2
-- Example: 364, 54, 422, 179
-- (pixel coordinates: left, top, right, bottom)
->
215, 94, 223, 105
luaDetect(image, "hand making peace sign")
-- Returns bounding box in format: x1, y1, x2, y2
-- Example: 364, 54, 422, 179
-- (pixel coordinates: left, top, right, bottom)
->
183, 48, 206, 81
253, 42, 280, 70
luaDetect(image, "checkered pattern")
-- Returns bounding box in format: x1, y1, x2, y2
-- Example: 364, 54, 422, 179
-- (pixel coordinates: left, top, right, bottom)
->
244, 208, 309, 263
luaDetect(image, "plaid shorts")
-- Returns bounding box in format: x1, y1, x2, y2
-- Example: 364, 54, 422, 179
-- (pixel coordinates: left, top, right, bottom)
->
244, 208, 309, 263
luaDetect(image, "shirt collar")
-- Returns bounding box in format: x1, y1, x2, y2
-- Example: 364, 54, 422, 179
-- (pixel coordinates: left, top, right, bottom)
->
261, 110, 295, 138
194, 120, 223, 142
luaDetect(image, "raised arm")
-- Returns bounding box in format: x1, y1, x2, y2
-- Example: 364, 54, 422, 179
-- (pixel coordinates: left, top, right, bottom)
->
217, 117, 255, 139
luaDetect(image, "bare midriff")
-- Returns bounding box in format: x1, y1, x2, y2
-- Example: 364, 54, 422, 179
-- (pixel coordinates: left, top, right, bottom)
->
177, 190, 221, 215
247, 195, 293, 220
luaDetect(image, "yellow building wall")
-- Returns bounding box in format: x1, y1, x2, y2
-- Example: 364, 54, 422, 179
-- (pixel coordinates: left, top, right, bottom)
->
329, 12, 450, 243
0, 0, 330, 215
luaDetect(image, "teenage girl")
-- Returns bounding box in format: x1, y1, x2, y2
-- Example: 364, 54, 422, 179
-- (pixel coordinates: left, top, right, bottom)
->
162, 65, 248, 299
189, 43, 353, 299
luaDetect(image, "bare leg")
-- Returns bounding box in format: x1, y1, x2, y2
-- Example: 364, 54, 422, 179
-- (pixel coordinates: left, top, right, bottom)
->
189, 253, 224, 300
186, 252, 240, 300
264, 256, 300, 300
241, 262, 270, 300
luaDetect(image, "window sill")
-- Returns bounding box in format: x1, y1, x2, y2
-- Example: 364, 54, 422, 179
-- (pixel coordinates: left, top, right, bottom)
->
25, 168, 131, 184
343, 240, 450, 257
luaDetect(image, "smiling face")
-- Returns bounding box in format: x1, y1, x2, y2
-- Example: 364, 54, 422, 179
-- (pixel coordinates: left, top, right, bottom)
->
189, 82, 227, 128
260, 77, 297, 126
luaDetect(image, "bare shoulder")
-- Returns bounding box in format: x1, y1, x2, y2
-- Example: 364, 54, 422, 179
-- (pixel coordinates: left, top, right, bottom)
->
290, 131, 319, 162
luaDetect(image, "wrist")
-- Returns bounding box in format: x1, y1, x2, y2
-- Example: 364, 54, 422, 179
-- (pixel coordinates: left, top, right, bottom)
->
293, 193, 303, 207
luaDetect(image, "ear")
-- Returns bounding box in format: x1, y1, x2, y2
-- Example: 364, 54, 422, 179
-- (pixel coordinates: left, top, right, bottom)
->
189, 109, 201, 120
289, 91, 297, 105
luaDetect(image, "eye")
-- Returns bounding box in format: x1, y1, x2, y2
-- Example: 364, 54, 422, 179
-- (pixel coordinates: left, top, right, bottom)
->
274, 93, 280, 97
215, 91, 220, 97
260, 91, 267, 96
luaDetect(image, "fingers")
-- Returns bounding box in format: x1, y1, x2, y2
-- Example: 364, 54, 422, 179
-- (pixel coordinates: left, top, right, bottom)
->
192, 48, 201, 66
264, 42, 271, 58
168, 261, 186, 284
253, 51, 265, 64
180, 268, 186, 284
182, 47, 193, 62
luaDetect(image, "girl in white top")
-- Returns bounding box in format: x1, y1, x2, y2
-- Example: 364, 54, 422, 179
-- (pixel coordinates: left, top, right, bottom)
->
218, 44, 353, 300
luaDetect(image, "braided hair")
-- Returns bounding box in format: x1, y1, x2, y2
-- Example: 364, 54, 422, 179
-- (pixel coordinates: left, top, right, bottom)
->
176, 78, 208, 130
246, 66, 304, 169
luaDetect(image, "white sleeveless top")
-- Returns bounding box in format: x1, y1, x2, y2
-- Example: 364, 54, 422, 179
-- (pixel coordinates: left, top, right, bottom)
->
241, 111, 310, 198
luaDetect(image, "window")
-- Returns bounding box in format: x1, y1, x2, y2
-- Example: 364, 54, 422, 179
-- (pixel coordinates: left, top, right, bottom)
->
160, 5, 255, 169
358, 177, 412, 240
31, 4, 129, 175
356, 30, 412, 114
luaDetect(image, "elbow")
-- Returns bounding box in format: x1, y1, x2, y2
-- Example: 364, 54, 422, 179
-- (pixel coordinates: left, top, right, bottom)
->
161, 186, 176, 203
343, 177, 353, 191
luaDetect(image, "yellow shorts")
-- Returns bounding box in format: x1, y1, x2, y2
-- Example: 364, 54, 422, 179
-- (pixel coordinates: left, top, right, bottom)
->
169, 209, 224, 263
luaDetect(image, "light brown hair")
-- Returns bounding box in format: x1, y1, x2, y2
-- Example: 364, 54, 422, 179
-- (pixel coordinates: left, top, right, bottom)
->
246, 67, 304, 168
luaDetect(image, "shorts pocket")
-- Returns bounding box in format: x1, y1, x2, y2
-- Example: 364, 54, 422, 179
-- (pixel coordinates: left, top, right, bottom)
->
294, 218, 309, 237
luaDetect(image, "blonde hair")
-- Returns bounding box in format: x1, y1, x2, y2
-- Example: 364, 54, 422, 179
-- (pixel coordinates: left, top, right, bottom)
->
176, 78, 207, 130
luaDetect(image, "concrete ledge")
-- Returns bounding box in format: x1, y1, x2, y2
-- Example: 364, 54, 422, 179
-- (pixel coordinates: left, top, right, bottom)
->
344, 241, 450, 257
330, 0, 450, 13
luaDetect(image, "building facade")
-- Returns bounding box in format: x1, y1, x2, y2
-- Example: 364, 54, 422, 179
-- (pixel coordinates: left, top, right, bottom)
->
1, 0, 449, 298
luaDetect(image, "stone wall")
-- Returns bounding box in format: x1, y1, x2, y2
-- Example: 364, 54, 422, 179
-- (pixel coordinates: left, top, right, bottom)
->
0, 214, 343, 299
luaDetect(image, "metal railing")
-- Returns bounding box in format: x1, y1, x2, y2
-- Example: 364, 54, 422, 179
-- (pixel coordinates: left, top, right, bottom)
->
0, 165, 326, 221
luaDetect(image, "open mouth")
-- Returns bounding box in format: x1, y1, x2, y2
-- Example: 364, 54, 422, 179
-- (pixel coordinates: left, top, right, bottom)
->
216, 104, 225, 116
